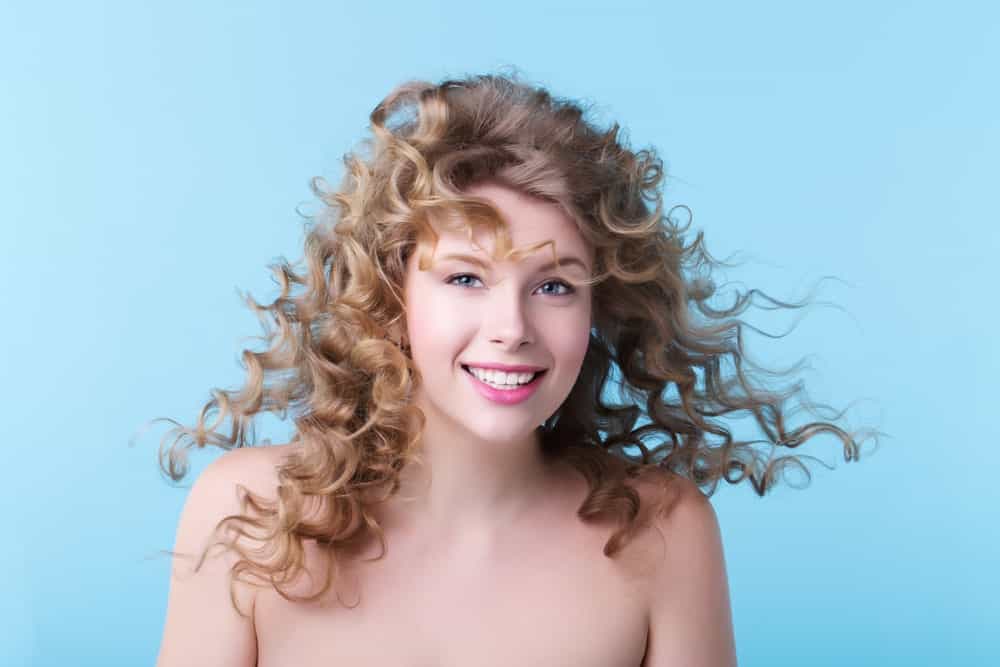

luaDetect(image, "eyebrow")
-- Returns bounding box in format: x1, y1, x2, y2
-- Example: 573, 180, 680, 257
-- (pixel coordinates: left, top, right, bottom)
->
438, 253, 591, 275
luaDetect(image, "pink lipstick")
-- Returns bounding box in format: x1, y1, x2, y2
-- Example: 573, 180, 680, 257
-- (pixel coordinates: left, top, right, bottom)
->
463, 366, 545, 405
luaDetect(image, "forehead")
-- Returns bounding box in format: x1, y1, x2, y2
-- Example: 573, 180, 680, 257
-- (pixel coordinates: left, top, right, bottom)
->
428, 181, 591, 262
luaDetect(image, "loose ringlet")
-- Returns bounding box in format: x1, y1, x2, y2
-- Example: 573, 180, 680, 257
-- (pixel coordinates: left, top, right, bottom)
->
145, 71, 881, 619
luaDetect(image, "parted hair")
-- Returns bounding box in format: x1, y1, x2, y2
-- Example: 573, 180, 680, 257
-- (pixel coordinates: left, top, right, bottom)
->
147, 70, 879, 616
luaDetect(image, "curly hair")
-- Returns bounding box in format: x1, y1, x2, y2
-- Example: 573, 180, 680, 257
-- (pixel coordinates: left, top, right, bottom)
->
145, 70, 881, 617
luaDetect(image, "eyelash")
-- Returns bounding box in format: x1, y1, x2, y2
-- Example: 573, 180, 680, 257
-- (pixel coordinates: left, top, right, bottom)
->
445, 273, 576, 296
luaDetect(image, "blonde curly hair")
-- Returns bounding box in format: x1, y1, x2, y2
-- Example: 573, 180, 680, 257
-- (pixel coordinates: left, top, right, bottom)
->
146, 70, 881, 617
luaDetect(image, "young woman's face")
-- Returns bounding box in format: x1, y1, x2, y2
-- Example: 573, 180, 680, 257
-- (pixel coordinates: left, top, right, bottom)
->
402, 180, 594, 445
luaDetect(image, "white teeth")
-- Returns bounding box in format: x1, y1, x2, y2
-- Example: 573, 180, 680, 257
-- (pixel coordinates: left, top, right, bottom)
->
467, 367, 538, 386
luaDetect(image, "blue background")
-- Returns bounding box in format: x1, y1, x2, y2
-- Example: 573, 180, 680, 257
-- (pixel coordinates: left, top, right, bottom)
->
2, 1, 997, 665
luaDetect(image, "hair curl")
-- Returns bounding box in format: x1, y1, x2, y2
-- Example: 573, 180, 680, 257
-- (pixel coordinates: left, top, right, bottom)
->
143, 70, 882, 617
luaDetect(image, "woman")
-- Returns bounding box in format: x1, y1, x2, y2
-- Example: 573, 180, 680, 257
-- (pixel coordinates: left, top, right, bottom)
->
152, 72, 872, 666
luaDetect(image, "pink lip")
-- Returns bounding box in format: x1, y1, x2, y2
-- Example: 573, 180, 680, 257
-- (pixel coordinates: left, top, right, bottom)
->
463, 366, 545, 405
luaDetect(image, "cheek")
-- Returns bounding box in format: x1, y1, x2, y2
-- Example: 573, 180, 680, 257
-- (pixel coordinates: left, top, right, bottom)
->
552, 310, 593, 371
407, 294, 463, 355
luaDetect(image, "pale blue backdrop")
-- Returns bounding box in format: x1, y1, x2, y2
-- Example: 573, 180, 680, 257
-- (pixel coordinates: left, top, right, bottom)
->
2, 1, 997, 665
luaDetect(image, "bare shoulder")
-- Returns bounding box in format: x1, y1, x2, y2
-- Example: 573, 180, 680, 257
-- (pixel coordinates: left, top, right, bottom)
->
207, 441, 292, 480
155, 444, 290, 667
171, 443, 290, 564
174, 444, 290, 542
631, 473, 738, 667
632, 470, 711, 535
211, 443, 290, 490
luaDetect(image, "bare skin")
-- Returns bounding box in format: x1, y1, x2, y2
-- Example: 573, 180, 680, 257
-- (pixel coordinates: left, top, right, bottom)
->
246, 443, 678, 667
158, 180, 734, 666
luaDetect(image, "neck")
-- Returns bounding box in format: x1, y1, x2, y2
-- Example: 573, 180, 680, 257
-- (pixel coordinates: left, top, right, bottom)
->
376, 407, 560, 551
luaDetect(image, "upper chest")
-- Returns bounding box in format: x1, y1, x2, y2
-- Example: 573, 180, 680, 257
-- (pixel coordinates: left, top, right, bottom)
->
253, 494, 659, 667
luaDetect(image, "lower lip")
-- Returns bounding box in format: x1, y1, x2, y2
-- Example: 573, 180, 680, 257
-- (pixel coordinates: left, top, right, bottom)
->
463, 367, 545, 405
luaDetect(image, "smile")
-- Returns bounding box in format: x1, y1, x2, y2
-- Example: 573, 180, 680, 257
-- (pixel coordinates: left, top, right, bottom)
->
461, 365, 547, 405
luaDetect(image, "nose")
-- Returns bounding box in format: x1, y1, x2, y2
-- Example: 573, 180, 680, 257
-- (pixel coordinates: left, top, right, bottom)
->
482, 281, 534, 350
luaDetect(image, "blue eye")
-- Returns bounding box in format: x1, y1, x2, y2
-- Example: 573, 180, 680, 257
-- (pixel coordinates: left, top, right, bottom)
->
445, 273, 575, 296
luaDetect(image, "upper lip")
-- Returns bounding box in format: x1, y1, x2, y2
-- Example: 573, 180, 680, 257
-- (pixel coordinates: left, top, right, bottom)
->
462, 362, 547, 373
